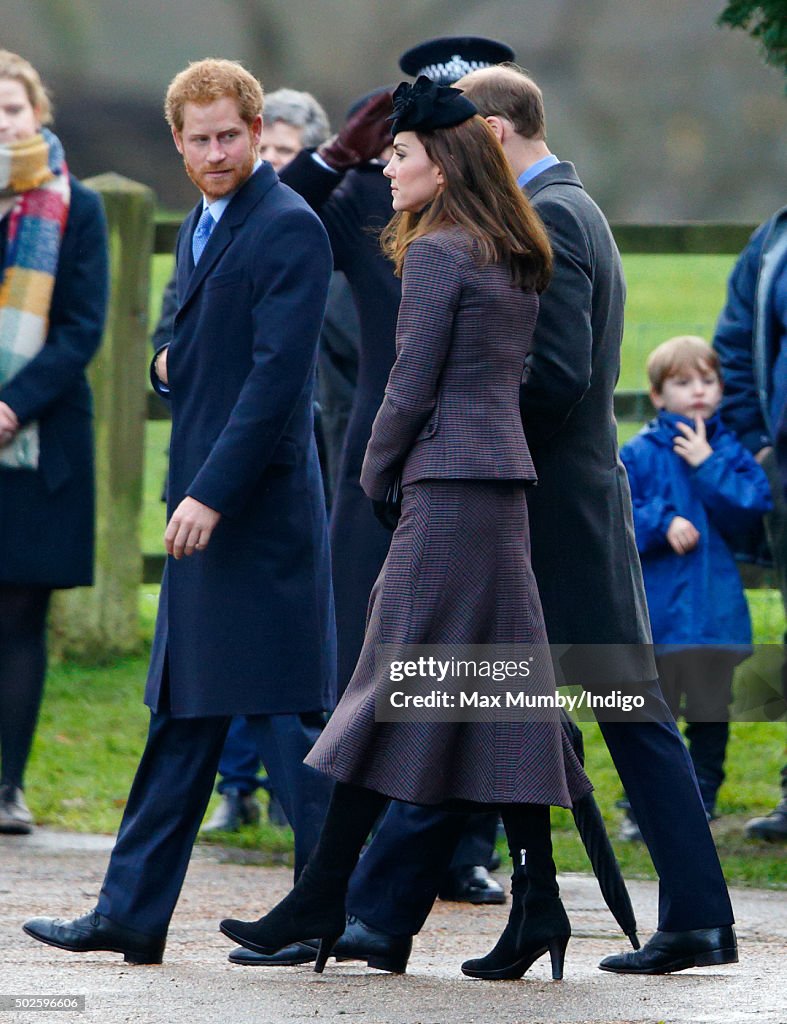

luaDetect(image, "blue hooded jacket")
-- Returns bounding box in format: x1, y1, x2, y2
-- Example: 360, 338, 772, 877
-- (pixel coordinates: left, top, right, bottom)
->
620, 411, 772, 649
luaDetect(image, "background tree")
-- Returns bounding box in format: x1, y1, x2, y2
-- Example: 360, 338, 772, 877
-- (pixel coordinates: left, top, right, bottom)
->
719, 1, 787, 80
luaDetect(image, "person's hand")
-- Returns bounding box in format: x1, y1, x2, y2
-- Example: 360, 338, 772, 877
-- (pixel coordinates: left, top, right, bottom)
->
666, 515, 700, 555
318, 91, 394, 171
673, 417, 713, 467
755, 445, 773, 465
154, 346, 169, 386
165, 496, 221, 559
0, 401, 19, 447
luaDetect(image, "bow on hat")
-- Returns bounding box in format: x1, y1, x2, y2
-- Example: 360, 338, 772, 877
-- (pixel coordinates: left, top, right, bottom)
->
389, 76, 477, 136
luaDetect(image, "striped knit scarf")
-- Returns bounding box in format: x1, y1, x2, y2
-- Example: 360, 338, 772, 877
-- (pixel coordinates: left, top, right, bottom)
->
0, 128, 70, 469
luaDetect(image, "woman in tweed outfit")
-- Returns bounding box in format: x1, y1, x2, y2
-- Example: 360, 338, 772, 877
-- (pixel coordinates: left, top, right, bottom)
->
222, 77, 591, 980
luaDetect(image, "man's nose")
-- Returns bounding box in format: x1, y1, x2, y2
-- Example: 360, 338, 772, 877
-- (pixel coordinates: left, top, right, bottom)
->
206, 139, 225, 162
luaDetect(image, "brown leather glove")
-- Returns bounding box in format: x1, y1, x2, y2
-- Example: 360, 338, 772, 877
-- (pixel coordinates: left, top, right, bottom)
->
318, 91, 394, 171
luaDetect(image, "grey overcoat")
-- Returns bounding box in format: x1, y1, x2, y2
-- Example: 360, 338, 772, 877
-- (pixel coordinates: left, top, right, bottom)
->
522, 162, 655, 685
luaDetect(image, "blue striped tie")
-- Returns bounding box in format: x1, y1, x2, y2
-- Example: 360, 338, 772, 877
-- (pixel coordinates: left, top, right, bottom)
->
192, 207, 215, 265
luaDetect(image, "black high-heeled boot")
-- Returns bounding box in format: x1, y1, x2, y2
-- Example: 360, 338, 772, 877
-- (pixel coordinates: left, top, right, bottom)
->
220, 782, 387, 973
461, 804, 570, 981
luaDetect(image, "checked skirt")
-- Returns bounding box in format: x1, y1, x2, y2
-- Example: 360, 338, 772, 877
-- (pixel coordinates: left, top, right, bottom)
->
306, 479, 591, 807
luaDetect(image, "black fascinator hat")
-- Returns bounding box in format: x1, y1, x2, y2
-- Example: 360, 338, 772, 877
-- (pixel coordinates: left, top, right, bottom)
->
389, 76, 477, 136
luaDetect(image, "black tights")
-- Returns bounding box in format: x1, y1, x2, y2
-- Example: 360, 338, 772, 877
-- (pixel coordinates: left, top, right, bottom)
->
0, 584, 52, 788
499, 802, 558, 901
299, 782, 554, 903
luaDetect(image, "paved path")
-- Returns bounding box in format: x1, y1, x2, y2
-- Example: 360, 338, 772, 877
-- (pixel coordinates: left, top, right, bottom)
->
1, 830, 784, 1024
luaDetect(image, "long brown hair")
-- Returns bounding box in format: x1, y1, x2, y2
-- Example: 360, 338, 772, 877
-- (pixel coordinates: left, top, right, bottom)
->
381, 115, 552, 292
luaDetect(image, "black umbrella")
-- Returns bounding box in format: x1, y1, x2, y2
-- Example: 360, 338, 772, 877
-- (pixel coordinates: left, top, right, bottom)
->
561, 711, 640, 950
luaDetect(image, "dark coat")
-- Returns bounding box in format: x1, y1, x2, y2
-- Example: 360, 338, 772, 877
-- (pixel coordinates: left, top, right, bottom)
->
144, 165, 336, 718
621, 411, 771, 649
0, 179, 108, 587
521, 162, 655, 682
280, 152, 400, 691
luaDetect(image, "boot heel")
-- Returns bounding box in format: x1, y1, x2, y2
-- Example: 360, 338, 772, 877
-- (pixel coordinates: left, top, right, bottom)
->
549, 936, 569, 980
314, 933, 341, 974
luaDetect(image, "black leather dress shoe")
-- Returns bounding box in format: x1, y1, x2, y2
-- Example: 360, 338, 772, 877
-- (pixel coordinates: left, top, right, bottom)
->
201, 789, 261, 833
23, 911, 165, 964
438, 865, 506, 905
599, 925, 738, 974
228, 942, 317, 966
227, 916, 412, 973
745, 797, 787, 842
0, 783, 34, 834
331, 915, 412, 973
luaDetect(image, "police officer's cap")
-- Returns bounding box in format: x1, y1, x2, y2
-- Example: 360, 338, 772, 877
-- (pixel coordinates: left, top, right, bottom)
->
399, 36, 515, 86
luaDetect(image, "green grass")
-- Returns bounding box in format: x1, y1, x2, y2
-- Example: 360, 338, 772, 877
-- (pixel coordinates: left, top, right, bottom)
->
620, 254, 735, 389
24, 251, 786, 889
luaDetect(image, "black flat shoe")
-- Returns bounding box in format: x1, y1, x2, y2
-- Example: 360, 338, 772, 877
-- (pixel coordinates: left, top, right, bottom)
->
599, 925, 738, 974
461, 896, 570, 981
23, 911, 165, 964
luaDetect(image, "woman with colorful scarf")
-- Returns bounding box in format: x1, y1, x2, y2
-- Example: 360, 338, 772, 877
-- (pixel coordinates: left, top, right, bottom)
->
0, 51, 108, 834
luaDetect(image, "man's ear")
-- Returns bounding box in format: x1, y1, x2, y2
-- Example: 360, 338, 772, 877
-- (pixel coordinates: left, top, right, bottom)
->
172, 126, 184, 155
484, 115, 506, 143
250, 114, 263, 148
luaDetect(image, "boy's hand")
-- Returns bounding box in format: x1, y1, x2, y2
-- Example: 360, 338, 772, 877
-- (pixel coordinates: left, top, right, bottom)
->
673, 417, 713, 467
666, 515, 700, 555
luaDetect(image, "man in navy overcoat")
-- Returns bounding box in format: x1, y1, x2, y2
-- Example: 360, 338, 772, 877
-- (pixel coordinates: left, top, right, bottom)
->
24, 58, 335, 965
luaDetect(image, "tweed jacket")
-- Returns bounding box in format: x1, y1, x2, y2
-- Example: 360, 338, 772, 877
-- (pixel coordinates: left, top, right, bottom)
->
360, 227, 539, 500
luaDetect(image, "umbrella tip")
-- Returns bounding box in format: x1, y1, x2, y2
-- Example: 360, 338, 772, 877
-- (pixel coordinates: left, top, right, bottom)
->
628, 931, 641, 950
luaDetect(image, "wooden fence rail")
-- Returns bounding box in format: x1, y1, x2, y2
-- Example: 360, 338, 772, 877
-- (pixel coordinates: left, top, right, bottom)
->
56, 189, 765, 654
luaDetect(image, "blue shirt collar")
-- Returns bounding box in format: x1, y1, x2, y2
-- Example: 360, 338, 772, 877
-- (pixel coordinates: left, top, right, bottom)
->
517, 154, 559, 189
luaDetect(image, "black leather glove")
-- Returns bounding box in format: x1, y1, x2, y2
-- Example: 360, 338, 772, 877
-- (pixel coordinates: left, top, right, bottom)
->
318, 91, 394, 171
372, 497, 401, 532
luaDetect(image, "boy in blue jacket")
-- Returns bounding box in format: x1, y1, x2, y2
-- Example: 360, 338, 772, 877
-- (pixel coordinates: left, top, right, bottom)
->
620, 335, 772, 831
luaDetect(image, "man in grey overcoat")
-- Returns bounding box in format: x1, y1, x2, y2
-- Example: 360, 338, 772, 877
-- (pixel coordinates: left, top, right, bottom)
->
23, 58, 335, 965
462, 66, 735, 973
250, 64, 738, 978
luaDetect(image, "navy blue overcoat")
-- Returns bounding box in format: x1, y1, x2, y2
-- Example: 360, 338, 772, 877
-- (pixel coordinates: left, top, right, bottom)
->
0, 179, 108, 587
145, 165, 336, 717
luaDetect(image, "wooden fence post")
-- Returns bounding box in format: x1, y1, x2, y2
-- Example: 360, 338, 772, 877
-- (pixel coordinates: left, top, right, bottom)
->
50, 174, 155, 660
